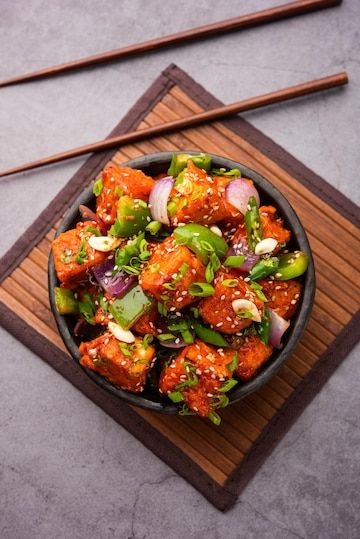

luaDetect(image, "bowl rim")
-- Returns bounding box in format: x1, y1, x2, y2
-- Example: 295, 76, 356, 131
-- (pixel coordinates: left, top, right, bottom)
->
48, 150, 315, 413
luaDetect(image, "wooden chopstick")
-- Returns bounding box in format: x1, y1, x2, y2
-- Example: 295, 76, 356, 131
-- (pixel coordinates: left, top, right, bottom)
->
0, 72, 348, 178
0, 0, 342, 88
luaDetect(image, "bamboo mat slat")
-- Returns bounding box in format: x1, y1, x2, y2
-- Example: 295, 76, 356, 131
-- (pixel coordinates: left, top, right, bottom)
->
0, 65, 358, 511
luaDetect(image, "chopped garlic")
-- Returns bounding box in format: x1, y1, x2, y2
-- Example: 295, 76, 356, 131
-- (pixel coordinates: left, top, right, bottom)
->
88, 235, 121, 252
232, 299, 261, 322
108, 321, 135, 343
254, 238, 278, 255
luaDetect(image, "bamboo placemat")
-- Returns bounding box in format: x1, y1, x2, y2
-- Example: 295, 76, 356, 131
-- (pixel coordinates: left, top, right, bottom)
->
0, 64, 359, 511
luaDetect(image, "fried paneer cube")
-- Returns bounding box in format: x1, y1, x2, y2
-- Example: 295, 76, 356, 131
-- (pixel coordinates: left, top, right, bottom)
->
132, 303, 159, 335
79, 333, 155, 392
52, 221, 107, 285
200, 271, 264, 334
235, 335, 273, 381
159, 340, 238, 417
259, 278, 302, 319
259, 205, 291, 247
168, 161, 230, 226
96, 166, 155, 225
231, 205, 291, 251
140, 236, 206, 310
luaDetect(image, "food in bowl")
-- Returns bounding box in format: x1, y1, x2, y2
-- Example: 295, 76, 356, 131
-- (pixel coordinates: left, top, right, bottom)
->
51, 152, 310, 425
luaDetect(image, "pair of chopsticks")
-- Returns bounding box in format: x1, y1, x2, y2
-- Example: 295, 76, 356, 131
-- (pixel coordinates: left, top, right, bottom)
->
0, 0, 346, 178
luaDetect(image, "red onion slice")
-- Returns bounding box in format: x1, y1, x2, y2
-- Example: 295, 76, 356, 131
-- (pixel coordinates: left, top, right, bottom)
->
79, 205, 108, 235
159, 336, 188, 349
227, 237, 260, 273
156, 316, 193, 348
92, 258, 136, 298
269, 309, 290, 349
225, 179, 260, 215
149, 176, 174, 226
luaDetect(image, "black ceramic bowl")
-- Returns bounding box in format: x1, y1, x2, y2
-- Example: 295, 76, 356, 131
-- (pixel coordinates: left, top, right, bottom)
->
49, 151, 315, 413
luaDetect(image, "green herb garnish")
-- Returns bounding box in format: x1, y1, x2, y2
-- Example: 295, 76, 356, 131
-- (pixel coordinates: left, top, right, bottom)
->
93, 177, 103, 196
188, 282, 215, 297
157, 333, 176, 342
145, 220, 162, 235
211, 168, 241, 177
86, 226, 101, 236
227, 352, 239, 372
222, 279, 238, 288
208, 411, 221, 425
169, 391, 184, 403
78, 293, 96, 325
224, 255, 246, 268
75, 238, 88, 265
219, 379, 238, 393
250, 281, 268, 302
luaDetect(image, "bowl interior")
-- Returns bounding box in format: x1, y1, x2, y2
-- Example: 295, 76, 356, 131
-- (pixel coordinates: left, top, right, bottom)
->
48, 151, 315, 413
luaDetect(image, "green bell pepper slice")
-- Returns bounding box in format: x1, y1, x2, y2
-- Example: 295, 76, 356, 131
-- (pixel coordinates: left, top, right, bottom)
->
249, 256, 279, 281
109, 196, 151, 238
274, 251, 309, 280
54, 287, 78, 315
174, 223, 229, 264
109, 285, 152, 329
192, 319, 229, 348
245, 196, 262, 251
168, 153, 212, 176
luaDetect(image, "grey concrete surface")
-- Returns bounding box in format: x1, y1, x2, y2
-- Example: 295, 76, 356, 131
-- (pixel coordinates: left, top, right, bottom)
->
0, 1, 359, 537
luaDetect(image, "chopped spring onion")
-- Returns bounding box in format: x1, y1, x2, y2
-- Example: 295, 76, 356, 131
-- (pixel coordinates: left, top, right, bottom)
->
222, 279, 238, 288
75, 238, 87, 264
188, 282, 215, 297
157, 333, 177, 342
145, 220, 162, 235
168, 391, 184, 403
224, 255, 246, 268
93, 177, 103, 196
250, 281, 268, 302
219, 379, 238, 392
208, 411, 221, 425
227, 352, 239, 372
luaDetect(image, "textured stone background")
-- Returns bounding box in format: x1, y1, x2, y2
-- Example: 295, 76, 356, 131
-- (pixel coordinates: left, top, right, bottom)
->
0, 1, 359, 538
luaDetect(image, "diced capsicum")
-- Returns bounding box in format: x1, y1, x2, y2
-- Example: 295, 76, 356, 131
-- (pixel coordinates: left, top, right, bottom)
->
192, 319, 229, 347
249, 257, 279, 281
274, 251, 309, 280
54, 287, 78, 315
174, 223, 228, 264
109, 196, 151, 238
109, 285, 153, 329
168, 153, 212, 177
245, 196, 262, 250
